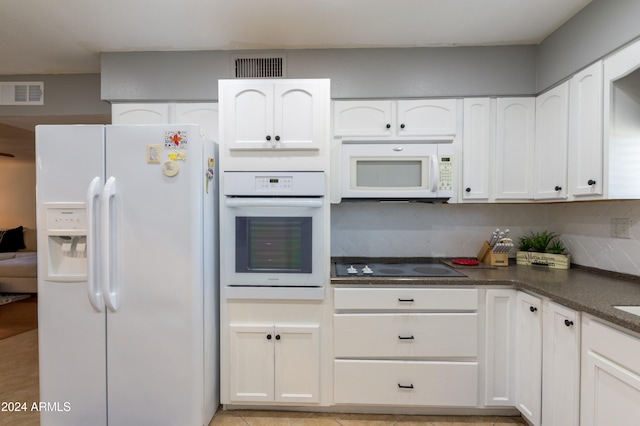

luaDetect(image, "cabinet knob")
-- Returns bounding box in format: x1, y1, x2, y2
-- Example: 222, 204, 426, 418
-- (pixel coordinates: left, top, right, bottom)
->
266, 135, 271, 141
266, 334, 272, 340
400, 123, 406, 129
555, 186, 562, 191
386, 124, 391, 129
275, 334, 281, 341
564, 319, 574, 327
529, 306, 538, 313
275, 135, 280, 141
465, 187, 471, 193
588, 179, 596, 186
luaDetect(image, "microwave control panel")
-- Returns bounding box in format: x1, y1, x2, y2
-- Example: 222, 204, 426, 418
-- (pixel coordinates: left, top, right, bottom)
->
438, 156, 454, 191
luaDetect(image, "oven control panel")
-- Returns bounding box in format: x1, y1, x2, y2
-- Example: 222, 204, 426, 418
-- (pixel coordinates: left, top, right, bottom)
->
255, 176, 293, 191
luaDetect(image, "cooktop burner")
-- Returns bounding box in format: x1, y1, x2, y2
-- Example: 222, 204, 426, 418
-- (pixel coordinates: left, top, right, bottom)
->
334, 262, 466, 277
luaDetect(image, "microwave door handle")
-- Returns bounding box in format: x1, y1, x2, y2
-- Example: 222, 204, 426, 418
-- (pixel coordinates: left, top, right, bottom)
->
430, 155, 438, 192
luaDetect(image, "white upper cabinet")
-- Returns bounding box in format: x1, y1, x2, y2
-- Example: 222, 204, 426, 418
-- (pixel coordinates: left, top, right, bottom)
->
333, 99, 457, 138
221, 79, 327, 151
494, 98, 535, 200
112, 103, 172, 124
462, 98, 492, 200
534, 82, 570, 200
569, 62, 604, 198
111, 103, 219, 140
333, 100, 394, 137
173, 103, 219, 141
396, 99, 457, 137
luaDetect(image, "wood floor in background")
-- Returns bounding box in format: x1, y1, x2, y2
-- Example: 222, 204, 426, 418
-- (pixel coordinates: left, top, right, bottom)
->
0, 296, 38, 340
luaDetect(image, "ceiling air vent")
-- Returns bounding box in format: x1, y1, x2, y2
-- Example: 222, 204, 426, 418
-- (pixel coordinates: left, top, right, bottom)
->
0, 82, 44, 105
234, 56, 285, 78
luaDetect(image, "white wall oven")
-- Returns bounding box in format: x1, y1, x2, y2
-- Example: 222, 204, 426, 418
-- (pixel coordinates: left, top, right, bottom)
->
341, 141, 454, 200
222, 171, 326, 299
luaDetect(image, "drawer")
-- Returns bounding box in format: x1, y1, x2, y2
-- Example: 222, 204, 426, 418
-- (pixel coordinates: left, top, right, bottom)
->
334, 313, 478, 358
334, 287, 478, 311
334, 359, 478, 406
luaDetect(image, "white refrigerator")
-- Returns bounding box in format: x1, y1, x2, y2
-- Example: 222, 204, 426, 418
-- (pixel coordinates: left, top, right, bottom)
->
35, 124, 218, 426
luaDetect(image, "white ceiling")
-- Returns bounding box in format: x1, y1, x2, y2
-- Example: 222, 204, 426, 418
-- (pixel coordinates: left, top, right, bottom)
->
0, 0, 593, 161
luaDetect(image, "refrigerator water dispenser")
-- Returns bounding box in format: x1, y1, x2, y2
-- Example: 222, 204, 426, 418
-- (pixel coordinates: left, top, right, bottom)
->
44, 203, 88, 281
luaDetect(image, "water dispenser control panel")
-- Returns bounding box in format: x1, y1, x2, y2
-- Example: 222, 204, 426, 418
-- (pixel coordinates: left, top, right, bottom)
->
46, 207, 87, 231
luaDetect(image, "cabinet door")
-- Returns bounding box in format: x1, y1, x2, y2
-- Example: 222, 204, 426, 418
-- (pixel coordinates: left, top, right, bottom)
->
542, 301, 580, 426
569, 61, 603, 198
273, 81, 322, 150
274, 325, 320, 403
396, 99, 457, 137
462, 98, 492, 200
581, 316, 640, 426
229, 324, 275, 402
222, 82, 274, 150
173, 103, 219, 142
333, 100, 394, 137
534, 82, 569, 200
515, 292, 542, 426
111, 103, 171, 124
495, 98, 535, 200
484, 289, 516, 406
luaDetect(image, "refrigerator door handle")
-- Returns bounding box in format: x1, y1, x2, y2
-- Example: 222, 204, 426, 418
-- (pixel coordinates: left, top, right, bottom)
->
101, 176, 119, 312
86, 177, 103, 312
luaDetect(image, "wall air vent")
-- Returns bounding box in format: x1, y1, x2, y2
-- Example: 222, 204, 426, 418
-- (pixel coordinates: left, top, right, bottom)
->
0, 82, 44, 105
234, 56, 285, 78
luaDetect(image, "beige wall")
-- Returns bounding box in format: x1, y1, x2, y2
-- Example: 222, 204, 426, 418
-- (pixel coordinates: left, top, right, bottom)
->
0, 160, 36, 229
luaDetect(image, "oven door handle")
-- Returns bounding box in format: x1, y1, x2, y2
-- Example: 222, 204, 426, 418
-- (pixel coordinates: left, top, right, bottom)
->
224, 198, 324, 208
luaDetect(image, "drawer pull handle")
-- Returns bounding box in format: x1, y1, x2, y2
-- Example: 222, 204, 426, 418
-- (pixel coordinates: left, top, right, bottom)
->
398, 335, 415, 340
398, 383, 414, 389
398, 298, 415, 302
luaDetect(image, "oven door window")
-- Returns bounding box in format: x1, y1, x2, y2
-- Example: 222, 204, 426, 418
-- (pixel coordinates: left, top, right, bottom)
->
236, 217, 313, 273
351, 157, 429, 190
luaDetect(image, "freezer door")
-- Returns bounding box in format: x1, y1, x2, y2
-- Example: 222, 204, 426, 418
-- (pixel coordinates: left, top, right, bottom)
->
35, 125, 107, 426
103, 125, 208, 425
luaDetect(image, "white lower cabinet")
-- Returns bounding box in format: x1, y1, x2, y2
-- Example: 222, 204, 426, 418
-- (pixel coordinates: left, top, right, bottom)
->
510, 292, 580, 426
581, 315, 640, 426
334, 360, 478, 406
485, 289, 517, 406
542, 301, 580, 426
333, 287, 479, 407
229, 323, 320, 404
515, 291, 542, 426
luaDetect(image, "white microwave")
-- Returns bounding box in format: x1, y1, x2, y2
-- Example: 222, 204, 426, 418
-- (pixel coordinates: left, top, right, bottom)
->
341, 141, 454, 200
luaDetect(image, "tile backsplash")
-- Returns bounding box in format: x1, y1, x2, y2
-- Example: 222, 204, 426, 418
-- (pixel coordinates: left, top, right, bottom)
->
331, 200, 640, 276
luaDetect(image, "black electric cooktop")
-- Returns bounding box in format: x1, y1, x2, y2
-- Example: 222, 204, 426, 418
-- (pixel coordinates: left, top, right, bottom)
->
334, 262, 466, 278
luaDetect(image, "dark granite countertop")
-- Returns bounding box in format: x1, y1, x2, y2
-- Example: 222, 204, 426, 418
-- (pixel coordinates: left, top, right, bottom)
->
331, 257, 640, 335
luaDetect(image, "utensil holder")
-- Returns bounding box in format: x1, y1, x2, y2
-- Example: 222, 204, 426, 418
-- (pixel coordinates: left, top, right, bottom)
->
477, 241, 509, 267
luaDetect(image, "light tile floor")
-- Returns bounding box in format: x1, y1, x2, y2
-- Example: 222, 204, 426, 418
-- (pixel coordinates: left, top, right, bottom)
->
209, 410, 527, 426
0, 330, 527, 426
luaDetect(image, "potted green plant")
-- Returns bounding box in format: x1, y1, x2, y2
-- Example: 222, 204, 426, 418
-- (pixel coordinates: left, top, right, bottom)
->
516, 231, 570, 269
